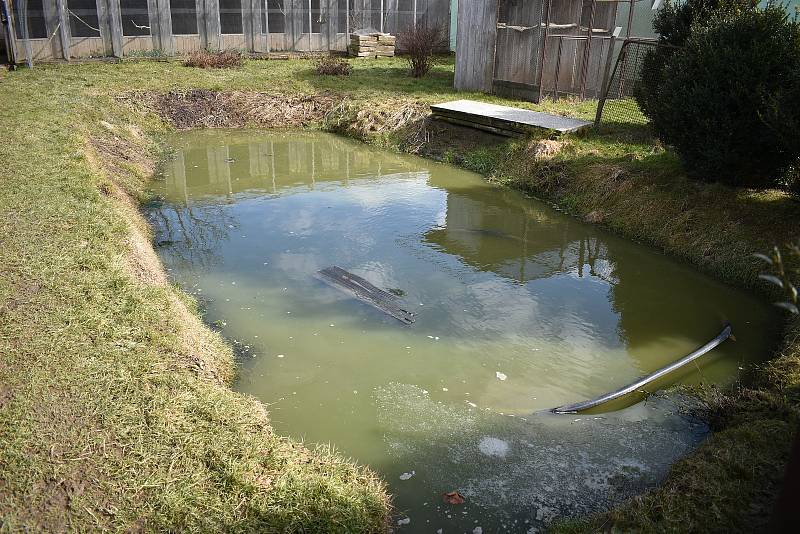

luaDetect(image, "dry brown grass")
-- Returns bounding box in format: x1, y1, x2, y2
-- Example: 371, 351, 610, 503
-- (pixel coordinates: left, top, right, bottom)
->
183, 50, 244, 69
314, 56, 352, 76
325, 98, 430, 151
135, 90, 341, 129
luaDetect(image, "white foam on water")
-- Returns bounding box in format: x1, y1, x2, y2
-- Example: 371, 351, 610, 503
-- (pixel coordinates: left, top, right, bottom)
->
478, 437, 510, 458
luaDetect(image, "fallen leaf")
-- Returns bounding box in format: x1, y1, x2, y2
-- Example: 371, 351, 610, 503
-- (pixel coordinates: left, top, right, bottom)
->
443, 491, 465, 505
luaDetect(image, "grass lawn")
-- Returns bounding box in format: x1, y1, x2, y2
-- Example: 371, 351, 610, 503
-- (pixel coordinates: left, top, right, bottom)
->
0, 55, 798, 531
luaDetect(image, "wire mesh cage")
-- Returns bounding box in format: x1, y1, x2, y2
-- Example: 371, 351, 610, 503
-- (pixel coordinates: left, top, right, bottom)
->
595, 38, 669, 126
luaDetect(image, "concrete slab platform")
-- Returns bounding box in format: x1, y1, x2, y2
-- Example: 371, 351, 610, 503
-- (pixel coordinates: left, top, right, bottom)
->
430, 99, 592, 137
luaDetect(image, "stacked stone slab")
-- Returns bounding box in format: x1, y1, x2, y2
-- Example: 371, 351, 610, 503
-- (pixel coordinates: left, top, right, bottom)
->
348, 34, 396, 58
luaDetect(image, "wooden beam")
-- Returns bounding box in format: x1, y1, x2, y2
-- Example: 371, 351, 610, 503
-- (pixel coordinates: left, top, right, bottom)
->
243, 0, 255, 50
156, 0, 174, 54
453, 0, 496, 92
204, 0, 221, 50
55, 0, 70, 60
196, 0, 207, 47
535, 0, 552, 102
146, 0, 159, 49
1, 0, 19, 63
317, 266, 416, 325
579, 0, 597, 99
255, 0, 267, 53
108, 0, 122, 57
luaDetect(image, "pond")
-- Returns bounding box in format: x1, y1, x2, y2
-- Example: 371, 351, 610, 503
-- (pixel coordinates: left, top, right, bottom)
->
146, 130, 779, 532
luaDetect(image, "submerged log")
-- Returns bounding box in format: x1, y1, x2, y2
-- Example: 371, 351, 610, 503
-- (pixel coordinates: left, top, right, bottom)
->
316, 266, 415, 325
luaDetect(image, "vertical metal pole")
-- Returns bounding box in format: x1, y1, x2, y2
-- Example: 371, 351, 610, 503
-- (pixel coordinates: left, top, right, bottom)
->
307, 0, 311, 50
626, 0, 634, 39
345, 0, 349, 36
412, 0, 416, 28
579, 0, 596, 99
380, 0, 383, 32
535, 0, 552, 103
595, 35, 623, 126
618, 0, 636, 95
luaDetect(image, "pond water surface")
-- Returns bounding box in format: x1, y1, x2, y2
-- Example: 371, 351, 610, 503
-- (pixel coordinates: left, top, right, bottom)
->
146, 130, 779, 532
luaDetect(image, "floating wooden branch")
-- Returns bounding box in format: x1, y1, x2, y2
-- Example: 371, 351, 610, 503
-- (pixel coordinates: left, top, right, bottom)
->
316, 266, 415, 325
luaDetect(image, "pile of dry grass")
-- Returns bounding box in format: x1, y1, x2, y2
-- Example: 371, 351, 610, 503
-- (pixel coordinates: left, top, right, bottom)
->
326, 98, 429, 149
183, 50, 244, 69
138, 90, 341, 129
314, 56, 352, 76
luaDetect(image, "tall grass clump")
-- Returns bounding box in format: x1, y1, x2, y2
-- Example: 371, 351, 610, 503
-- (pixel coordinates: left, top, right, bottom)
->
756, 242, 800, 315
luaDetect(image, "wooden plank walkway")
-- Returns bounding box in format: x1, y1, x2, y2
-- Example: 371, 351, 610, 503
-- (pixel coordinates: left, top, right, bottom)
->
316, 266, 415, 325
430, 99, 592, 137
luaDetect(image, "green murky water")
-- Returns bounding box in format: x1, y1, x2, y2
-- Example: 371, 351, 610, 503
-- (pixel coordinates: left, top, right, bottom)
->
146, 130, 779, 532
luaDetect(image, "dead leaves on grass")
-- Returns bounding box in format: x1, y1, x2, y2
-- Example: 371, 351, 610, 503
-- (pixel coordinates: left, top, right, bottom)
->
130, 90, 341, 130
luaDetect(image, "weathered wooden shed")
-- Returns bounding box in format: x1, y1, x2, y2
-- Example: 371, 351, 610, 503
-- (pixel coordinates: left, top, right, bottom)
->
0, 0, 451, 63
455, 0, 646, 101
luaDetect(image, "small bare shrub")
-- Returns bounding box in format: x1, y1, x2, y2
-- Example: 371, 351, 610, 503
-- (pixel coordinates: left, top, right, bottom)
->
397, 24, 447, 78
315, 56, 352, 76
184, 50, 244, 69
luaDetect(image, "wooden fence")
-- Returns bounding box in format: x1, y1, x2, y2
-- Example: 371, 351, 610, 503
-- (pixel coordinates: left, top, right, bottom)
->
456, 0, 638, 102
1, 0, 450, 63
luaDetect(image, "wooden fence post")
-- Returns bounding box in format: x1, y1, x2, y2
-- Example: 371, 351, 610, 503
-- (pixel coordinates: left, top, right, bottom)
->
157, 0, 174, 54
204, 0, 221, 50
55, 0, 70, 59
243, 0, 255, 50
453, 0, 496, 92
106, 0, 123, 57
1, 0, 19, 63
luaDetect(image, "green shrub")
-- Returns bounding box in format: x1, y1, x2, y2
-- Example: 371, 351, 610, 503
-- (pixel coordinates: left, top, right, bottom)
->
636, 0, 756, 119
642, 5, 800, 188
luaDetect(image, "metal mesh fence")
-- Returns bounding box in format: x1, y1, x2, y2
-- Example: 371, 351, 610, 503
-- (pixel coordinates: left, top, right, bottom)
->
1, 0, 451, 63
595, 39, 669, 127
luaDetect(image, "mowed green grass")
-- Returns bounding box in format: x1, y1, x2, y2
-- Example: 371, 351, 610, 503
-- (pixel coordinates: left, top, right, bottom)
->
0, 58, 425, 531
0, 55, 798, 532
